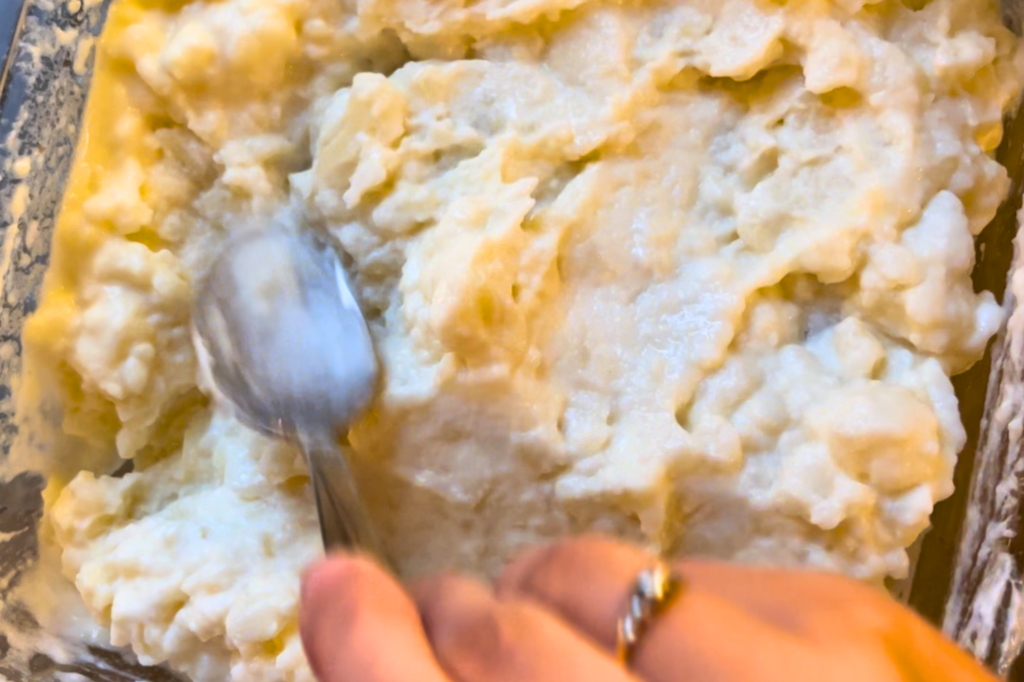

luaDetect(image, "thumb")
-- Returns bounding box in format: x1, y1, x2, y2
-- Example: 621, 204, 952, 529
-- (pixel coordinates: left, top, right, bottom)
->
300, 553, 451, 682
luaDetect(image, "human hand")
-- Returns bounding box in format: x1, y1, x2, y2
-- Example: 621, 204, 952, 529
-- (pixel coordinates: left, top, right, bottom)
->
299, 536, 998, 682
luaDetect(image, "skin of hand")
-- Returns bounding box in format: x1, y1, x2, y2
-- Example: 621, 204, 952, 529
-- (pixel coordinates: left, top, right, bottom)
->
299, 536, 999, 682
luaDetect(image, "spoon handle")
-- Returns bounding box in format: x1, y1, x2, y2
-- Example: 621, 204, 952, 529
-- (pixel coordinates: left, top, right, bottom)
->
298, 431, 387, 562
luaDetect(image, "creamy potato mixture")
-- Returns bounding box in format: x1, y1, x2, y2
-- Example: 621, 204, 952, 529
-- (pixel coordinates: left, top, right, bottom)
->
29, 0, 1024, 679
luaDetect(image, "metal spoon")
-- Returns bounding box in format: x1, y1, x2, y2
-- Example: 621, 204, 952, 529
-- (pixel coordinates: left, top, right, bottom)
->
191, 224, 385, 558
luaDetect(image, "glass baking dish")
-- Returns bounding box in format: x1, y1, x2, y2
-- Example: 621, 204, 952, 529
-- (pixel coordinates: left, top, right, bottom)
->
2, 0, 1024, 679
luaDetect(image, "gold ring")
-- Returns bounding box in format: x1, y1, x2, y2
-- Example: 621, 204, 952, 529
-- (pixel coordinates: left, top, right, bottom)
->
615, 560, 684, 664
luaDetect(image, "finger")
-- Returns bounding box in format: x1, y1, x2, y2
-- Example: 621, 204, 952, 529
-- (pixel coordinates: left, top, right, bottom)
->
412, 573, 636, 682
496, 536, 823, 682
669, 562, 883, 635
496, 536, 850, 641
887, 607, 1002, 682
496, 535, 648, 648
300, 554, 451, 682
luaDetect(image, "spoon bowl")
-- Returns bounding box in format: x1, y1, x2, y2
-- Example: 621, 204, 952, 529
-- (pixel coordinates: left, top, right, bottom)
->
192, 224, 385, 556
